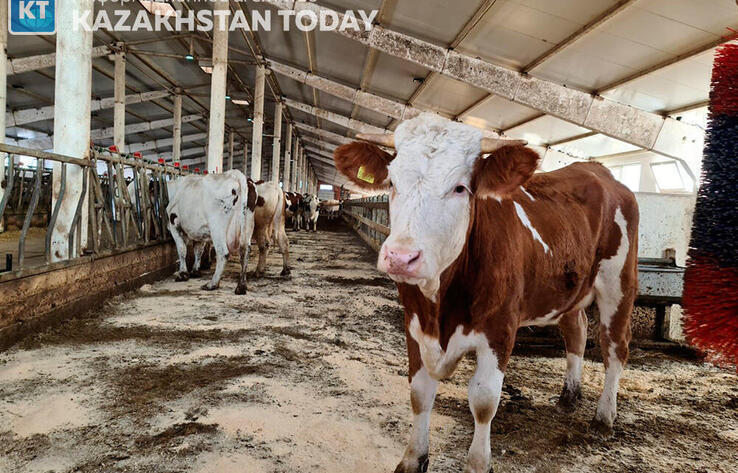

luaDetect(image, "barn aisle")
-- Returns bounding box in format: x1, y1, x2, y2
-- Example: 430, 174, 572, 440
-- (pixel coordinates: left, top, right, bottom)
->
1, 221, 736, 473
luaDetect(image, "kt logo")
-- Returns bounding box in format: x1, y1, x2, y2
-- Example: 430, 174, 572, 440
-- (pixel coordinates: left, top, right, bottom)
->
9, 0, 55, 35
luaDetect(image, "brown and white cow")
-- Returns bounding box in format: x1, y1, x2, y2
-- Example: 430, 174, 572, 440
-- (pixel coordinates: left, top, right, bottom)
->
167, 170, 262, 294
284, 191, 304, 231
334, 113, 638, 473
254, 181, 291, 277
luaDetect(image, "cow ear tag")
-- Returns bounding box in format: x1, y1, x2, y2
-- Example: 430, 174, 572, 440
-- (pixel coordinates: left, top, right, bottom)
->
357, 165, 375, 184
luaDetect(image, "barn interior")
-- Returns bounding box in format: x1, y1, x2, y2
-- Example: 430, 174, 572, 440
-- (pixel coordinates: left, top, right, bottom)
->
1, 1, 737, 472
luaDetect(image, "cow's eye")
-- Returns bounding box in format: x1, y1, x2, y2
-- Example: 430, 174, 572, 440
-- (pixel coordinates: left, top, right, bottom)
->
454, 185, 467, 194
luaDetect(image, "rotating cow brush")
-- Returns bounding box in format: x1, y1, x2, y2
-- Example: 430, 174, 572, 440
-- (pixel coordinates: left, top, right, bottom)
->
683, 43, 738, 366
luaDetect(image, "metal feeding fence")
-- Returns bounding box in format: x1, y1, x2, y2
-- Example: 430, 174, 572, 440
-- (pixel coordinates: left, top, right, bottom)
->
0, 143, 189, 279
341, 195, 390, 252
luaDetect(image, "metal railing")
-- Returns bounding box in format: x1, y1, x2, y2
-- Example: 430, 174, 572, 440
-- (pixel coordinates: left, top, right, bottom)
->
0, 143, 190, 280
341, 195, 389, 252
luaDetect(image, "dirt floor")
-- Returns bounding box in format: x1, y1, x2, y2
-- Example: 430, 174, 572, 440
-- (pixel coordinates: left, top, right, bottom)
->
1, 220, 737, 473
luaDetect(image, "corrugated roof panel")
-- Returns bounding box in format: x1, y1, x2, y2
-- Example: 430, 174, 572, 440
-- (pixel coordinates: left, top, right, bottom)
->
504, 115, 591, 146
365, 52, 431, 102
387, 0, 486, 45
555, 133, 640, 158
461, 95, 540, 131
412, 75, 488, 117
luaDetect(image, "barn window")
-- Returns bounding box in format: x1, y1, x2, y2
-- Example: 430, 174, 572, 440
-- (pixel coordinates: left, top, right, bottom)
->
319, 184, 333, 191
609, 163, 641, 192
652, 161, 692, 193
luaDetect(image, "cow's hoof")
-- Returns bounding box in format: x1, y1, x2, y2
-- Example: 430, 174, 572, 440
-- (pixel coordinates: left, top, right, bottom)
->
174, 272, 189, 282
394, 455, 428, 473
235, 283, 247, 295
589, 417, 614, 437
280, 267, 291, 277
201, 283, 219, 291
190, 270, 202, 278
556, 385, 582, 413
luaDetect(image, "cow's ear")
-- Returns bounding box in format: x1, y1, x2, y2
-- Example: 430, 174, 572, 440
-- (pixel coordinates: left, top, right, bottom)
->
334, 142, 394, 190
472, 145, 539, 200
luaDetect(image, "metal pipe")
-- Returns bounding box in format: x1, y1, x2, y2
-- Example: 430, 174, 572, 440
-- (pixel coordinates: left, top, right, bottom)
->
18, 160, 43, 268
45, 163, 66, 263
68, 165, 88, 257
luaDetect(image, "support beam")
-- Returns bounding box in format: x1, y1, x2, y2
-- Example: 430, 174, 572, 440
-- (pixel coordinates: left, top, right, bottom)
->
268, 59, 422, 121
206, 0, 229, 173
172, 93, 183, 163
17, 114, 202, 149
131, 132, 207, 154
283, 123, 292, 189
293, 121, 351, 145
291, 137, 299, 191
264, 0, 704, 162
242, 140, 249, 175
271, 102, 283, 182
227, 130, 234, 170
145, 145, 209, 161
113, 50, 126, 153
9, 45, 109, 76
251, 64, 266, 180
50, 0, 93, 261
6, 89, 169, 128
302, 136, 337, 152
284, 98, 390, 135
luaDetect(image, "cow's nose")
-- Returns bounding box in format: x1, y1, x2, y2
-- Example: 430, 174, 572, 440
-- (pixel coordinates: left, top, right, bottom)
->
383, 248, 422, 276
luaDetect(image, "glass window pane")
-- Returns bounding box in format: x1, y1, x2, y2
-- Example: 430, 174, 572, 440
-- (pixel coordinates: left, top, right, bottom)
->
652, 162, 684, 191
620, 164, 641, 192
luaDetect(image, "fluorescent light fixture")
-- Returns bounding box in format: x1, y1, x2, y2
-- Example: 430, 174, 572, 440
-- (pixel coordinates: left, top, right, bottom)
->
247, 118, 254, 123
232, 99, 249, 106
185, 54, 195, 61
139, 1, 175, 16
225, 95, 231, 100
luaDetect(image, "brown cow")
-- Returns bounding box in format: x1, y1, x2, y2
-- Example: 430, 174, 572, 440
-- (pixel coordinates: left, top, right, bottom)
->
334, 113, 638, 473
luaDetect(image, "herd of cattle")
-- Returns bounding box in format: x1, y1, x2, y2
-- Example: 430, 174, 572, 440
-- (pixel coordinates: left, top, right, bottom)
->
163, 169, 322, 294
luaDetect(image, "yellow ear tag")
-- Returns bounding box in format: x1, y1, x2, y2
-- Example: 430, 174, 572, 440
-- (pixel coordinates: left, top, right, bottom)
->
357, 165, 375, 184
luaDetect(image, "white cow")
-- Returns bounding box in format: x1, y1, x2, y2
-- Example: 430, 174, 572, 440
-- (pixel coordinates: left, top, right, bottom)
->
253, 181, 291, 277
166, 170, 261, 294
303, 193, 319, 232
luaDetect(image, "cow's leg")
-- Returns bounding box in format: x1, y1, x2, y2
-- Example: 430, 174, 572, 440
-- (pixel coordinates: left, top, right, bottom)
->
557, 309, 587, 412
169, 222, 189, 282
254, 226, 270, 278
592, 220, 637, 434
235, 219, 254, 295
395, 336, 437, 473
276, 226, 291, 277
202, 232, 228, 291
464, 341, 509, 473
191, 241, 206, 278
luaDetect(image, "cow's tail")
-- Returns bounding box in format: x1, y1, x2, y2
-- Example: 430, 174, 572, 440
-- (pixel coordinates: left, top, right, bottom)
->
272, 188, 286, 241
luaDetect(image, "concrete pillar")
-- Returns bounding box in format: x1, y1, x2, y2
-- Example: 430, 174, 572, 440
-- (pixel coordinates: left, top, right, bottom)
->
282, 123, 292, 190
206, 0, 229, 173
250, 64, 265, 180
227, 130, 234, 171
113, 50, 125, 153
271, 102, 283, 183
172, 92, 182, 163
0, 1, 7, 233
242, 141, 249, 175
290, 136, 299, 191
50, 0, 94, 260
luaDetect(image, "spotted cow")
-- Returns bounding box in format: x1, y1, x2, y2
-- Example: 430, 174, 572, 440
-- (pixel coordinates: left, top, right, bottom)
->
284, 191, 304, 231
166, 170, 262, 294
334, 113, 638, 473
